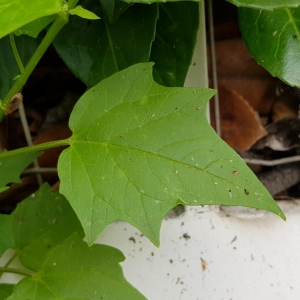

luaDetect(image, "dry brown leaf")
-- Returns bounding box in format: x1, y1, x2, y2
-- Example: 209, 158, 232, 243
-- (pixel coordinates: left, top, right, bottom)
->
218, 84, 267, 151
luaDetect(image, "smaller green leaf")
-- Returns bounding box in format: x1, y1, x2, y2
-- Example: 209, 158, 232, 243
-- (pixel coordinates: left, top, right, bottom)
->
0, 214, 14, 257
11, 183, 84, 271
0, 284, 14, 300
227, 0, 300, 9
239, 7, 300, 88
69, 5, 100, 20
7, 234, 146, 300
14, 15, 56, 38
0, 152, 41, 193
0, 0, 63, 39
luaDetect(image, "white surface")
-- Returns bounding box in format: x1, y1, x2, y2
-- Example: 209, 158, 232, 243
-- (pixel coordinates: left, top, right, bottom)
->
98, 202, 300, 300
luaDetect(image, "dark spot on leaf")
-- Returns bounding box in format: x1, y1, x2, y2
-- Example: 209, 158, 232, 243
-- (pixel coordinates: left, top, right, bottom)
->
193, 62, 196, 66
244, 189, 249, 195
201, 258, 207, 271
196, 105, 201, 110
183, 233, 190, 240
232, 170, 238, 175
230, 236, 237, 244
228, 189, 231, 192
129, 237, 136, 243
119, 134, 124, 138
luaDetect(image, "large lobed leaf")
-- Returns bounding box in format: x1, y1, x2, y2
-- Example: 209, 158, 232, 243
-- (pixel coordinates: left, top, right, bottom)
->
58, 63, 285, 246
227, 0, 300, 9
7, 234, 145, 300
239, 7, 300, 88
0, 0, 63, 39
0, 152, 40, 193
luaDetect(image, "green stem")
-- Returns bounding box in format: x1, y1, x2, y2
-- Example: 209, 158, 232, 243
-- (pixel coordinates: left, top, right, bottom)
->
0, 251, 19, 280
0, 12, 69, 122
0, 267, 35, 277
0, 139, 70, 159
9, 34, 25, 73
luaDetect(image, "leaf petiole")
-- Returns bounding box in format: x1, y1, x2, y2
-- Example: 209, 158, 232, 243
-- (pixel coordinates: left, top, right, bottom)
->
0, 139, 70, 159
0, 267, 35, 277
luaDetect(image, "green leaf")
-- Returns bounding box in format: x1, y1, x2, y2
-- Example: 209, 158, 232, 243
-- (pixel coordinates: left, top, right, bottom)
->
53, 1, 158, 86
227, 0, 300, 9
0, 34, 43, 99
239, 7, 300, 88
99, 0, 132, 23
0, 284, 14, 299
14, 15, 56, 38
69, 5, 100, 19
0, 215, 14, 257
124, 0, 199, 3
11, 183, 84, 271
0, 152, 41, 193
0, 0, 63, 39
7, 234, 146, 300
151, 2, 199, 86
58, 63, 285, 246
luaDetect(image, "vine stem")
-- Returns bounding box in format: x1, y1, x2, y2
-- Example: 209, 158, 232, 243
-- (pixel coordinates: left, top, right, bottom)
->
0, 251, 18, 280
0, 11, 69, 122
0, 139, 70, 159
0, 267, 35, 277
9, 34, 25, 73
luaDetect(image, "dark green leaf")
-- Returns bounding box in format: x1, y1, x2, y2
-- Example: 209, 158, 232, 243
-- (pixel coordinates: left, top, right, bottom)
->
53, 1, 158, 86
125, 0, 200, 3
151, 2, 199, 86
99, 0, 132, 23
58, 63, 285, 246
0, 34, 44, 100
0, 215, 14, 257
11, 184, 84, 271
7, 234, 146, 300
0, 284, 14, 300
0, 0, 63, 39
14, 15, 56, 38
239, 7, 300, 88
0, 152, 41, 193
227, 0, 300, 9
